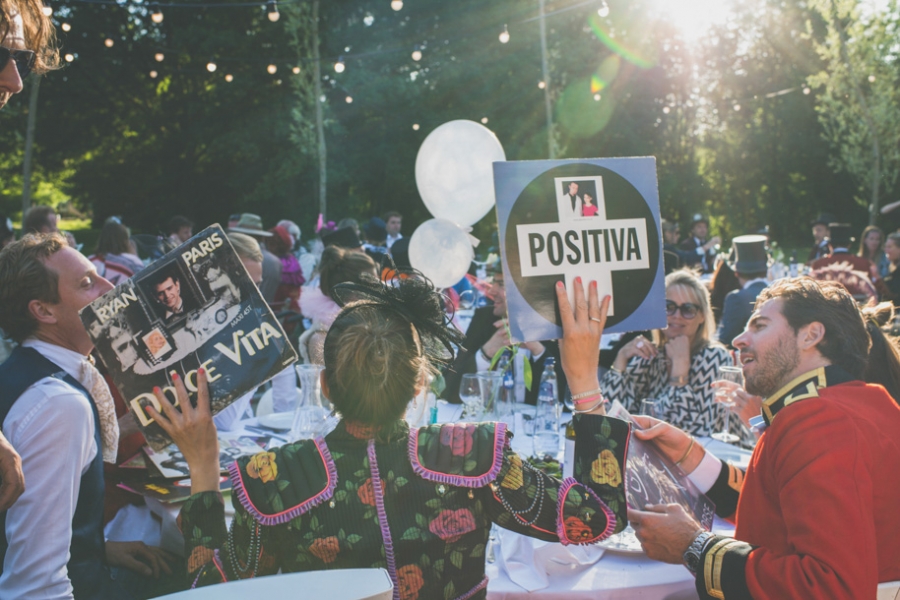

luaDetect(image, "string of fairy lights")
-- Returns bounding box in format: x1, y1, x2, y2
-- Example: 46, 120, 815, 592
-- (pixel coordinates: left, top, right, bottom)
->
40, 0, 814, 117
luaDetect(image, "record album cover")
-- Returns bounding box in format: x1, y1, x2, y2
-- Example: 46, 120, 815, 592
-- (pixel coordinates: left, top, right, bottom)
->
493, 157, 667, 342
81, 225, 298, 450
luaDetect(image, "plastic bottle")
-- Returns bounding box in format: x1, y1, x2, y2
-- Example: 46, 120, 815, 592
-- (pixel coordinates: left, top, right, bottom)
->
563, 419, 576, 479
789, 250, 798, 278
533, 357, 560, 458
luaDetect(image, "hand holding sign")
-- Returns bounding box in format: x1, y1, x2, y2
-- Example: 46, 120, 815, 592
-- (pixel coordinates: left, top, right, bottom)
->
415, 120, 506, 227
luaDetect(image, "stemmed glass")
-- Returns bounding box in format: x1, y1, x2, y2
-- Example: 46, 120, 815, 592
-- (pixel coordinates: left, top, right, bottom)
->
459, 374, 484, 421
711, 366, 743, 443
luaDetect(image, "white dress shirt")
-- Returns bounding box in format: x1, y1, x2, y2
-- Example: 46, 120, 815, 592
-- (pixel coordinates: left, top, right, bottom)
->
386, 233, 403, 249
0, 339, 98, 599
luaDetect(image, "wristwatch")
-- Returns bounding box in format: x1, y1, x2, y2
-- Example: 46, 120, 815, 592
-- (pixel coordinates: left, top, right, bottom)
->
683, 530, 715, 576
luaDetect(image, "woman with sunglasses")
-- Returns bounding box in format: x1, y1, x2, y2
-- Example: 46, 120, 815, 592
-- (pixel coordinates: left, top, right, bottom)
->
600, 269, 734, 436
1, 0, 57, 110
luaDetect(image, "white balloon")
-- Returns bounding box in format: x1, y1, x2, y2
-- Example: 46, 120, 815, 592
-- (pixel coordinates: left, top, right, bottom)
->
408, 219, 474, 289
415, 120, 506, 227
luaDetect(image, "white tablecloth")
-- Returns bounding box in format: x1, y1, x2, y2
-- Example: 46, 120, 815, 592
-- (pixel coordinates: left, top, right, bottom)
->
146, 406, 749, 598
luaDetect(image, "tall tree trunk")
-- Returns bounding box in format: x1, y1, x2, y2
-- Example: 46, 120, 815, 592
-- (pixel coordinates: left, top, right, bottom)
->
538, 0, 555, 159
22, 76, 41, 216
312, 0, 327, 219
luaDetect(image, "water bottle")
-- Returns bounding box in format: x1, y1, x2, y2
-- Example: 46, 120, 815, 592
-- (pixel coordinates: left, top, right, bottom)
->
533, 357, 560, 458
789, 251, 798, 278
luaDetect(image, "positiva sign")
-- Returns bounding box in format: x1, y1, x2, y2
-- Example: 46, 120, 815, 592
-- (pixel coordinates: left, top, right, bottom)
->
493, 157, 666, 342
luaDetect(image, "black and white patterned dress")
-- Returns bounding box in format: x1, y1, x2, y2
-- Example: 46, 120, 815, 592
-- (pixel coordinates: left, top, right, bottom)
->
600, 343, 733, 437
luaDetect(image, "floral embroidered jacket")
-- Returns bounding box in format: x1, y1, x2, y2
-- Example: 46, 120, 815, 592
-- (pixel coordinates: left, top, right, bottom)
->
179, 415, 630, 600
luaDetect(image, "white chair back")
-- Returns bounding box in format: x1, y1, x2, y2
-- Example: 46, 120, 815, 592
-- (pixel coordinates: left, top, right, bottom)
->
878, 580, 900, 600
154, 568, 393, 599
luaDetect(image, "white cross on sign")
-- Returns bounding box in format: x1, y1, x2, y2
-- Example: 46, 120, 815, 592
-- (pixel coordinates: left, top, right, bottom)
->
515, 175, 649, 316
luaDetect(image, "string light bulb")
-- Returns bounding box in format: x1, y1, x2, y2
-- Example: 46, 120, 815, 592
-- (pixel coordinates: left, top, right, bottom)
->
64, 53, 74, 62
662, 106, 670, 114
481, 117, 489, 124
499, 24, 510, 44
868, 74, 876, 83
411, 49, 422, 61
593, 93, 601, 101
734, 104, 741, 111
266, 0, 280, 22
61, 22, 71, 31
206, 61, 217, 72
292, 66, 300, 74
391, 0, 403, 11
597, 1, 610, 18
41, 4, 52, 16
104, 38, 114, 47
150, 3, 164, 23
267, 64, 277, 74
345, 95, 353, 103
334, 59, 345, 73
150, 70, 158, 78
154, 52, 164, 62
412, 123, 420, 130
225, 74, 233, 82
538, 81, 545, 89
803, 87, 811, 95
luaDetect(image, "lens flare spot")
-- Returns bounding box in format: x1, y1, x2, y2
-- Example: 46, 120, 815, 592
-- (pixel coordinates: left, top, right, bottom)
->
588, 14, 655, 69
557, 78, 616, 138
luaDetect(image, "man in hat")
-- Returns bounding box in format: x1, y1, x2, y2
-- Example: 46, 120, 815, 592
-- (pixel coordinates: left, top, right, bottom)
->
716, 235, 769, 347
678, 214, 720, 274
362, 217, 390, 268
228, 213, 281, 304
807, 213, 834, 264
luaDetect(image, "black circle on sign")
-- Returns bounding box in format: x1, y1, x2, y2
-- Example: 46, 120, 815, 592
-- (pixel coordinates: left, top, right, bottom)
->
504, 163, 660, 329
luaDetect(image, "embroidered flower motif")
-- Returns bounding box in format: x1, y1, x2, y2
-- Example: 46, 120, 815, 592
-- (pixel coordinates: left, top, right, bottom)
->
439, 424, 475, 457
397, 564, 424, 600
345, 420, 380, 439
563, 516, 593, 541
357, 477, 380, 506
428, 508, 476, 543
246, 451, 278, 483
309, 536, 340, 563
501, 454, 524, 490
591, 449, 621, 487
187, 546, 215, 573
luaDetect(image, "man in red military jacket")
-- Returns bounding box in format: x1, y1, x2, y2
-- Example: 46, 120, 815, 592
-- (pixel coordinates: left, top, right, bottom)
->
628, 277, 900, 599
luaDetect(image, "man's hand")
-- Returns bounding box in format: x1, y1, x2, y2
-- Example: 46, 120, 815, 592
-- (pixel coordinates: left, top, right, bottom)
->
628, 503, 702, 564
0, 432, 24, 511
105, 541, 176, 579
481, 319, 512, 360
631, 416, 704, 474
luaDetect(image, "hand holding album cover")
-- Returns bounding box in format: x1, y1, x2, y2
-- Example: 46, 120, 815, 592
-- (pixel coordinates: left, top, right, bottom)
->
80, 225, 298, 450
492, 157, 667, 342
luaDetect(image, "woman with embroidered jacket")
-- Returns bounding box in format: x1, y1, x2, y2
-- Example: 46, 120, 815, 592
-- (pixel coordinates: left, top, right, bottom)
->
148, 277, 630, 599
601, 269, 734, 437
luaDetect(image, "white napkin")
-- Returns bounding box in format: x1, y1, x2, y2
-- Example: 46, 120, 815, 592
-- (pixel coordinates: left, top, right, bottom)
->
496, 529, 606, 592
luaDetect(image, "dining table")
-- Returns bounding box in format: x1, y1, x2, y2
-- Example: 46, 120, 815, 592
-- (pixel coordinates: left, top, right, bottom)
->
121, 398, 752, 600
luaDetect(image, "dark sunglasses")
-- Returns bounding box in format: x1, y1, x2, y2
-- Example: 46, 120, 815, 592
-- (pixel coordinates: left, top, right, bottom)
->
0, 47, 36, 80
666, 300, 700, 319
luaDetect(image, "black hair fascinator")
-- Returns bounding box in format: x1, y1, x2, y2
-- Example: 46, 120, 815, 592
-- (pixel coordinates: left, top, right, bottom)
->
331, 272, 465, 365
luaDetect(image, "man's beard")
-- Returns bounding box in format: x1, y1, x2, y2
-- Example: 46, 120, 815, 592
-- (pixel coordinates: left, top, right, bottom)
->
744, 333, 801, 398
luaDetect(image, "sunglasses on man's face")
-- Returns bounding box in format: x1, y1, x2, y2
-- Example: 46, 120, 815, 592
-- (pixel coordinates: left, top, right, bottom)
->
0, 47, 36, 80
666, 300, 700, 319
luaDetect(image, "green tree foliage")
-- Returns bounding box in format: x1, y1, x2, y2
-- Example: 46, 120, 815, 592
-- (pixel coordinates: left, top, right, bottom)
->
808, 0, 900, 224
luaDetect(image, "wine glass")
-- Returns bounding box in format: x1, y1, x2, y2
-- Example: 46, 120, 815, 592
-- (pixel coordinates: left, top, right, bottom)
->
639, 399, 659, 418
459, 374, 483, 421
458, 289, 475, 311
711, 366, 743, 443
